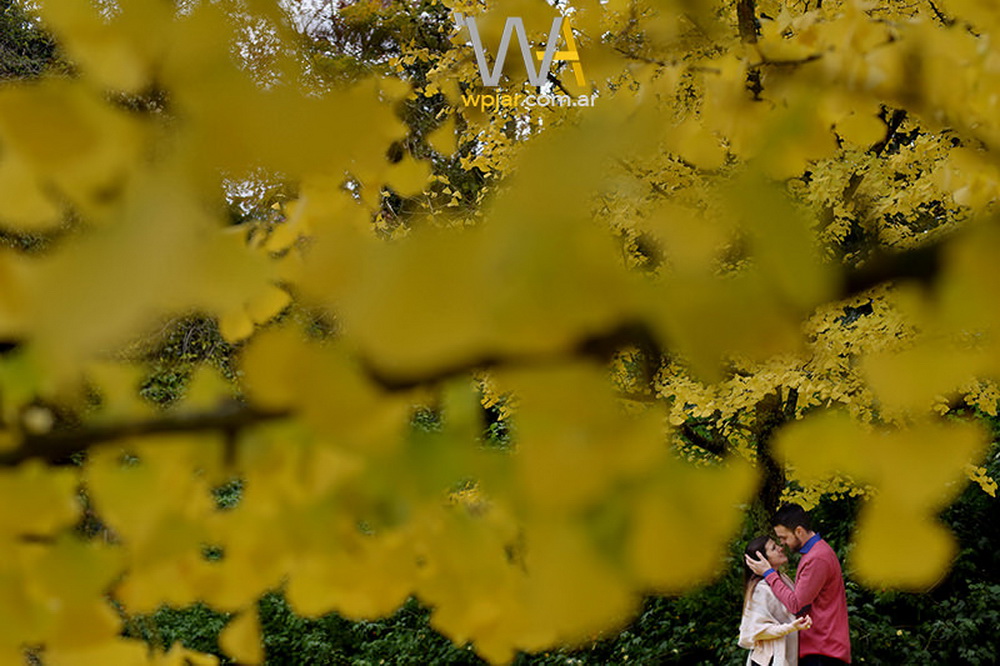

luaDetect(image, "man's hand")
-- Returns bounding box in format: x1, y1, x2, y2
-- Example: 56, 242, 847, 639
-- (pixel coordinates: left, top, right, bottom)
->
744, 550, 771, 576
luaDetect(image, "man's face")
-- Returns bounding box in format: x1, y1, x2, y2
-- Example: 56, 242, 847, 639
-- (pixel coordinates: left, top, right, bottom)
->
773, 524, 802, 552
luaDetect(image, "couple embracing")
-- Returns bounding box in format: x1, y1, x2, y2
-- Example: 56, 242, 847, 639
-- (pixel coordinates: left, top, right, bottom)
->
739, 503, 851, 666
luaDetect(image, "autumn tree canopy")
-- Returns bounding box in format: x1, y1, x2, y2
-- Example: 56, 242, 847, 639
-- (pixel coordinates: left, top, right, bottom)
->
0, 0, 999, 663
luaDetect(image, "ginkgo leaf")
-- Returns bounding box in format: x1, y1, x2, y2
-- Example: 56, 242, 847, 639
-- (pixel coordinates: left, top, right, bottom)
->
385, 155, 432, 196
670, 119, 727, 170
33, 0, 168, 92
0, 462, 77, 537
627, 457, 757, 592
428, 116, 458, 155
161, 644, 221, 666
45, 638, 153, 666
183, 366, 235, 410
245, 284, 291, 325
0, 252, 30, 341
218, 308, 254, 343
863, 343, 984, 414
0, 153, 61, 230
726, 171, 834, 310
836, 111, 886, 147
85, 361, 152, 422
0, 80, 143, 218
505, 363, 666, 512
220, 609, 264, 665
286, 538, 415, 620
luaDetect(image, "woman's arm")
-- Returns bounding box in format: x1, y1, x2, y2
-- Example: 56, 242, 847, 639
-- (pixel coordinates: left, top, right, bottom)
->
751, 615, 811, 640
739, 584, 811, 647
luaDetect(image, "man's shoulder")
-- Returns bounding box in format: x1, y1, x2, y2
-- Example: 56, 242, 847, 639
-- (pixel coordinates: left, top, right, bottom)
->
804, 538, 844, 568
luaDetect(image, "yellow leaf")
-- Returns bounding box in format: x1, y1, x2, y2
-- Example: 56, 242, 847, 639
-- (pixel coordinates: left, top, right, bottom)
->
0, 462, 77, 538
0, 252, 30, 340
161, 645, 220, 666
220, 609, 264, 665
264, 219, 301, 253
219, 308, 254, 343
286, 536, 414, 620
627, 457, 757, 593
863, 343, 983, 414
428, 116, 458, 156
246, 284, 291, 325
242, 329, 411, 450
0, 153, 61, 231
183, 366, 234, 410
385, 155, 432, 196
0, 81, 143, 219
670, 119, 727, 170
85, 361, 152, 422
836, 111, 885, 147
33, 0, 168, 91
519, 519, 637, 646
507, 364, 665, 512
46, 639, 152, 666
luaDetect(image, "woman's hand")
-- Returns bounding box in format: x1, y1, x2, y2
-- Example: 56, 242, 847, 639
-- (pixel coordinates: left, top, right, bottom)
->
792, 615, 812, 631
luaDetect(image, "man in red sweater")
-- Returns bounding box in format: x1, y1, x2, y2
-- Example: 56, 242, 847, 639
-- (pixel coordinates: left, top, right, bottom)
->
745, 503, 851, 665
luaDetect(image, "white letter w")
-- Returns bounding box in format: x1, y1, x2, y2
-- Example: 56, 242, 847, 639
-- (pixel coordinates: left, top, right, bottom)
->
455, 13, 563, 87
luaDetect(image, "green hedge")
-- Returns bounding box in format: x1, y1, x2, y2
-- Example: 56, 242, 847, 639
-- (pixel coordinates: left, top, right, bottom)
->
124, 463, 1000, 665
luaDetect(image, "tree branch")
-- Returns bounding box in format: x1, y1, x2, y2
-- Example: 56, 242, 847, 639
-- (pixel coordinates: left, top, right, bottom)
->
362, 226, 952, 394
736, 0, 765, 100
754, 391, 787, 513
871, 108, 908, 158
361, 320, 663, 392
753, 54, 824, 68
2, 403, 291, 467
678, 415, 729, 457
926, 0, 955, 27
783, 387, 799, 421
736, 0, 760, 44
545, 71, 573, 98
0, 231, 957, 471
841, 236, 946, 298
611, 46, 669, 67
841, 108, 908, 206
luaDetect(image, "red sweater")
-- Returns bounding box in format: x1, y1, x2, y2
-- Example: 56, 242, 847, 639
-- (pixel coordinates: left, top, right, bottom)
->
764, 535, 851, 663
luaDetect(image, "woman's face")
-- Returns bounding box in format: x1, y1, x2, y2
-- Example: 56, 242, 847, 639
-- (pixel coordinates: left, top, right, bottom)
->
765, 538, 788, 568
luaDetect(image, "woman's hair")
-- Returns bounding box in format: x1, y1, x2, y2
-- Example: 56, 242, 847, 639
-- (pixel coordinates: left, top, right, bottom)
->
742, 535, 772, 608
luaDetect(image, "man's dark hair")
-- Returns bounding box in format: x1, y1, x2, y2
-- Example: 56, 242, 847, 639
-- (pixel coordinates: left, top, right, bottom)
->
771, 503, 812, 532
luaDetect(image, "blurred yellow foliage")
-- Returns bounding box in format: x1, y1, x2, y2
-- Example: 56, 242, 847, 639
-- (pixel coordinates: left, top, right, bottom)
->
0, 0, 997, 662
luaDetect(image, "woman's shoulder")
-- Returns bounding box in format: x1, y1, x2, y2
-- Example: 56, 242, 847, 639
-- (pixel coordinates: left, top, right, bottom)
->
749, 574, 793, 601
747, 578, 773, 604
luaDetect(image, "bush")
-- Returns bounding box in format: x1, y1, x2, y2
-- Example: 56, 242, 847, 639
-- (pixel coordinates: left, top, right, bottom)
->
126, 445, 1000, 665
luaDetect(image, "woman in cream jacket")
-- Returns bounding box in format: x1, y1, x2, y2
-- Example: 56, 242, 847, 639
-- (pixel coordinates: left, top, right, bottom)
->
739, 535, 812, 666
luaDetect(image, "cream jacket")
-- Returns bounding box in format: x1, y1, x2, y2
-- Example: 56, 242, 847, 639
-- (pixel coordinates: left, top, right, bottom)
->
738, 575, 800, 666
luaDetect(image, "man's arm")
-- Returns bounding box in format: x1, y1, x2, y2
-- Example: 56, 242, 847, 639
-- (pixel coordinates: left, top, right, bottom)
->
764, 555, 830, 614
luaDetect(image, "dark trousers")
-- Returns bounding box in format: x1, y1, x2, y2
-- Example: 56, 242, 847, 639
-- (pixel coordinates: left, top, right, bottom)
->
800, 656, 849, 666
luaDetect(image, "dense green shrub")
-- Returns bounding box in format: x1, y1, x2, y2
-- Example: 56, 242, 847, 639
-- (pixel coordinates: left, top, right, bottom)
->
122, 603, 230, 658
122, 444, 999, 665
